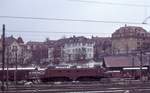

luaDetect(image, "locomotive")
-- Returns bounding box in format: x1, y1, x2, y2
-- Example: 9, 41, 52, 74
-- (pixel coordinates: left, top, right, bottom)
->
41, 65, 106, 82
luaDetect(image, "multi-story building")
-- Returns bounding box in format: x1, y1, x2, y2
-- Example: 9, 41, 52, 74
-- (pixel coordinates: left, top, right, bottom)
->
91, 37, 112, 61
0, 36, 29, 67
48, 47, 54, 63
62, 36, 94, 63
46, 39, 62, 65
26, 41, 49, 66
112, 25, 150, 54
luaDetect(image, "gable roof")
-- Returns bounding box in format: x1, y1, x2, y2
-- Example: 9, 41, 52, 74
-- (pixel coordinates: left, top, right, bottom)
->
17, 37, 24, 43
5, 36, 18, 46
0, 36, 24, 46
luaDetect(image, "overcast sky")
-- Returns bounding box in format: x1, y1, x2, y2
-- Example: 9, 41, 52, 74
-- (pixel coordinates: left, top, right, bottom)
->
0, 0, 150, 42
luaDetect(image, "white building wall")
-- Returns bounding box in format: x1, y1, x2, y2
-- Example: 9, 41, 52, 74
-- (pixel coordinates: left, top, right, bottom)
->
63, 42, 94, 62
48, 47, 54, 63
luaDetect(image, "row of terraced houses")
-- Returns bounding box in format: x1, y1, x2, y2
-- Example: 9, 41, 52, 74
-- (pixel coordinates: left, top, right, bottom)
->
1, 25, 150, 68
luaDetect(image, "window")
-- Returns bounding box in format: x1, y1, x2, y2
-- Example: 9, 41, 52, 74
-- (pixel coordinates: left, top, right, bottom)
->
89, 54, 91, 57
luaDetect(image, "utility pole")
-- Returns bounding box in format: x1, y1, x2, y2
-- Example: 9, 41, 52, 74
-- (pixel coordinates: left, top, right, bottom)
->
12, 46, 18, 87
68, 54, 71, 62
6, 47, 9, 90
12, 46, 18, 86
140, 50, 143, 81
148, 54, 150, 77
15, 50, 17, 85
1, 24, 5, 92
132, 54, 135, 77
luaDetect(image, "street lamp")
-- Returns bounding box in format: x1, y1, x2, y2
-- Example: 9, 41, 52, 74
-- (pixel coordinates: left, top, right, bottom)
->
35, 67, 38, 83
136, 48, 144, 81
12, 46, 18, 85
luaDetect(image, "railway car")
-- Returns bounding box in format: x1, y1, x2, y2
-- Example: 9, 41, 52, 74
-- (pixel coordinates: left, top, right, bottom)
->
0, 67, 44, 81
41, 66, 106, 82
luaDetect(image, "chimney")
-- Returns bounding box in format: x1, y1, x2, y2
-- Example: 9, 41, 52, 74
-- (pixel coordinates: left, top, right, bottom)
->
73, 35, 75, 38
125, 24, 127, 27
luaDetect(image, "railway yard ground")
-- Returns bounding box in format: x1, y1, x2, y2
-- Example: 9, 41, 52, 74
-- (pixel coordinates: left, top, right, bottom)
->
1, 79, 150, 93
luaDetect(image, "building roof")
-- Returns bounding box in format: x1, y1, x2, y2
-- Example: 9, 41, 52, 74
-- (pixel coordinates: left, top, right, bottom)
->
26, 41, 44, 45
17, 37, 24, 43
0, 36, 24, 46
60, 36, 93, 45
91, 37, 111, 46
104, 55, 148, 68
113, 25, 147, 34
91, 37, 111, 41
112, 25, 150, 39
5, 36, 17, 46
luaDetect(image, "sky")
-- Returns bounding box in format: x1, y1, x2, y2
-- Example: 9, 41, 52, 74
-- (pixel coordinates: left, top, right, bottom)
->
0, 0, 150, 42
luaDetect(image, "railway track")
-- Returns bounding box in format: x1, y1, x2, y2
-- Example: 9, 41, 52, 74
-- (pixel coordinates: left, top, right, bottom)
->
1, 81, 150, 93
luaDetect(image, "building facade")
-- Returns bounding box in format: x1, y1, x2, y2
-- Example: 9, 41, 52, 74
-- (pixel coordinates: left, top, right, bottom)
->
62, 36, 94, 63
112, 25, 150, 54
91, 37, 112, 61
0, 36, 30, 67
26, 41, 49, 66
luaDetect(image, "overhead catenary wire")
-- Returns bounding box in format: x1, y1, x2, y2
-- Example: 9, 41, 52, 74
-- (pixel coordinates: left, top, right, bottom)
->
7, 30, 110, 34
2, 29, 111, 40
0, 1, 148, 41
1, 29, 111, 39
69, 0, 150, 22
5, 29, 111, 35
68, 0, 150, 7
0, 16, 144, 25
